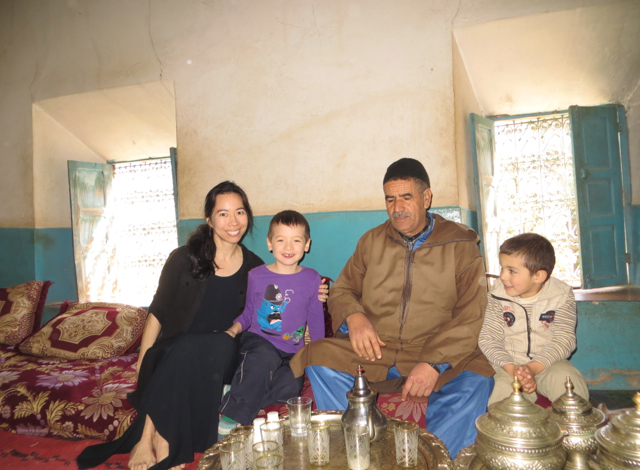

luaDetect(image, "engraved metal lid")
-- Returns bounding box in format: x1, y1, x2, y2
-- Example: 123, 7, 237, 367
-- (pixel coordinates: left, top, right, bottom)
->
549, 376, 606, 428
347, 364, 375, 398
596, 392, 640, 464
476, 376, 564, 449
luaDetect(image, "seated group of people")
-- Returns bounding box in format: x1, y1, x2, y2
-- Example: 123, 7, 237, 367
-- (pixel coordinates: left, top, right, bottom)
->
77, 158, 588, 470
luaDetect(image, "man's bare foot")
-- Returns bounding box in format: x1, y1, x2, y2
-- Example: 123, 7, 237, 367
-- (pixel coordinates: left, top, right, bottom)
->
128, 439, 156, 470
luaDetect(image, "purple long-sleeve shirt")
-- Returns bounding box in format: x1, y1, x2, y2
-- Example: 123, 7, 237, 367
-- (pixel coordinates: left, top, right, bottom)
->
235, 265, 325, 354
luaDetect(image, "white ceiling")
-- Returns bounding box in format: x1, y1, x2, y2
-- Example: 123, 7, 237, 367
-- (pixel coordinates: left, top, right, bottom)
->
454, 0, 640, 116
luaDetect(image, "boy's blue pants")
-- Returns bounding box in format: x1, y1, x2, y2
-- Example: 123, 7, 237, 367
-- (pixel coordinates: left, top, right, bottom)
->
306, 365, 493, 459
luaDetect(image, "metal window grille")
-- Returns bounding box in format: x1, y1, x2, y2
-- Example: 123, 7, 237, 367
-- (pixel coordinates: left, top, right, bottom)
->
492, 113, 581, 287
100, 159, 178, 305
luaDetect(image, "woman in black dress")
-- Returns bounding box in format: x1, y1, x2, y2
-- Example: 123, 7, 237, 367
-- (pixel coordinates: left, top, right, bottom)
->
78, 181, 326, 470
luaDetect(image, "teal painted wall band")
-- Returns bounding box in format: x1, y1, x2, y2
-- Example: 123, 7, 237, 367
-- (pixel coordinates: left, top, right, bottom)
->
35, 228, 78, 303
178, 207, 471, 282
631, 204, 640, 286
573, 300, 640, 390
1, 205, 639, 389
0, 228, 35, 287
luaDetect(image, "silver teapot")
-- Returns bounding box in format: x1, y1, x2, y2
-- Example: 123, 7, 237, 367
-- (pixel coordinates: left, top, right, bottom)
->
341, 365, 387, 442
595, 391, 640, 469
548, 376, 605, 470
473, 376, 566, 470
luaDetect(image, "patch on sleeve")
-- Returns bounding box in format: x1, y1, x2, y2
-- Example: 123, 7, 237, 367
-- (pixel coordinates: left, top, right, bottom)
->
503, 311, 515, 327
539, 310, 555, 326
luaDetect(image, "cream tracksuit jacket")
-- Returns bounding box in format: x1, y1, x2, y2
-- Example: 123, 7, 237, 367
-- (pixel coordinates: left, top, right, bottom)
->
478, 277, 577, 370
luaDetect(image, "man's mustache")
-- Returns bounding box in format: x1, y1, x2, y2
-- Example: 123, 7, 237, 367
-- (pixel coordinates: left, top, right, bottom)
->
392, 211, 411, 219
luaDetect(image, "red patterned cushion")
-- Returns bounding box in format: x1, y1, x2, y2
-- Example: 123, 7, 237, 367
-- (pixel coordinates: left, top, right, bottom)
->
18, 302, 147, 360
0, 281, 51, 346
0, 344, 139, 440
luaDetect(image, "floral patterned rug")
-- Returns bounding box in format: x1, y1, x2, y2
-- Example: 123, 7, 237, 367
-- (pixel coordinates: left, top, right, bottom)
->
0, 429, 202, 469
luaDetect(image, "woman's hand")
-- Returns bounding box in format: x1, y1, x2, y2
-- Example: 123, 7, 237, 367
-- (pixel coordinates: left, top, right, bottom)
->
317, 279, 329, 303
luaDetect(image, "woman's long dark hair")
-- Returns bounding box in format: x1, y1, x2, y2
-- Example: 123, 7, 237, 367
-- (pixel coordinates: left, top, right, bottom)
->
186, 181, 254, 280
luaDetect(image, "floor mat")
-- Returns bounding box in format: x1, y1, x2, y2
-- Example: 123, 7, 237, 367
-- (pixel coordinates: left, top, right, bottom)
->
0, 430, 202, 470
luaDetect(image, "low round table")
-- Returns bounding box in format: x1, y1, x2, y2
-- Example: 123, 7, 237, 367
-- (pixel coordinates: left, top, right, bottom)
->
199, 410, 452, 470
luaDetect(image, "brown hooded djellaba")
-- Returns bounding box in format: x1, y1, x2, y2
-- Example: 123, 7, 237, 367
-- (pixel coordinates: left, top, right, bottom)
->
290, 213, 493, 392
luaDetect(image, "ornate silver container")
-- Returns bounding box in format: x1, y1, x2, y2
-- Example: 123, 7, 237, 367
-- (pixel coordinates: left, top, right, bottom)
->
595, 392, 640, 470
474, 376, 566, 470
341, 364, 387, 442
548, 376, 606, 470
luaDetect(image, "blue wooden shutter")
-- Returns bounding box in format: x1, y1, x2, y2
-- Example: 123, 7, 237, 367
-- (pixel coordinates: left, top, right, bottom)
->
569, 105, 627, 288
470, 113, 497, 272
68, 161, 113, 301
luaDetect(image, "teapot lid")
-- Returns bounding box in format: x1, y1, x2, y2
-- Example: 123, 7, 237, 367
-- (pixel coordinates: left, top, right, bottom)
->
549, 376, 605, 427
596, 392, 640, 462
476, 376, 563, 448
347, 365, 376, 398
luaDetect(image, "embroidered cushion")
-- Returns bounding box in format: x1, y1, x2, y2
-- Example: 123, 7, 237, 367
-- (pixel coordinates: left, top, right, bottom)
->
19, 302, 147, 360
0, 281, 51, 345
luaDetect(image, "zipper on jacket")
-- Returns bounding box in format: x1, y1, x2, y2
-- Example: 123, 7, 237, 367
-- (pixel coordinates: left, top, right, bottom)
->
398, 249, 416, 336
490, 293, 533, 360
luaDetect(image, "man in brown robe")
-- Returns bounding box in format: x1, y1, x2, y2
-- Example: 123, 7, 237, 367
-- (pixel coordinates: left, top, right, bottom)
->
290, 158, 494, 458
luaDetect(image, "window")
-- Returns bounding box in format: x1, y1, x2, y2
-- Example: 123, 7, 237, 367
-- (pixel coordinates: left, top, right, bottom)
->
68, 150, 179, 305
472, 105, 630, 289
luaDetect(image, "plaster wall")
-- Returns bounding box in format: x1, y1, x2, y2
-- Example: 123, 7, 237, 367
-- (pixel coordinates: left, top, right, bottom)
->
35, 81, 177, 164
452, 39, 482, 212
0, 0, 465, 228
32, 105, 105, 228
33, 81, 177, 228
627, 84, 640, 205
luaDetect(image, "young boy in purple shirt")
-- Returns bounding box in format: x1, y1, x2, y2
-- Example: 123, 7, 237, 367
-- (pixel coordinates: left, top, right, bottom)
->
218, 210, 325, 436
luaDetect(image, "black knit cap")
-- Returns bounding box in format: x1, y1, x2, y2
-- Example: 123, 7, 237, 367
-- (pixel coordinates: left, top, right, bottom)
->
383, 158, 430, 187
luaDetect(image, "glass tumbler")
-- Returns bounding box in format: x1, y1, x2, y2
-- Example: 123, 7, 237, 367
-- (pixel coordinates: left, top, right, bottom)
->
394, 421, 419, 467
260, 421, 283, 448
254, 454, 284, 470
343, 424, 370, 470
252, 440, 281, 463
287, 397, 313, 437
230, 425, 254, 470
306, 420, 330, 466
219, 440, 246, 470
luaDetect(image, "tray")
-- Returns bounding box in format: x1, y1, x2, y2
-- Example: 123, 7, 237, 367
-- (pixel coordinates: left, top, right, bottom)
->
199, 411, 452, 470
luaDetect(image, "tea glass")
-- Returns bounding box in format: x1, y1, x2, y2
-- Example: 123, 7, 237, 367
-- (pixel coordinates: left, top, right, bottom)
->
343, 424, 370, 470
394, 421, 419, 467
306, 420, 330, 466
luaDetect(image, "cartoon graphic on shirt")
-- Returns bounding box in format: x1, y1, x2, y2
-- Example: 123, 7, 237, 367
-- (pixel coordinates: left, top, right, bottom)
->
283, 325, 305, 344
257, 284, 290, 334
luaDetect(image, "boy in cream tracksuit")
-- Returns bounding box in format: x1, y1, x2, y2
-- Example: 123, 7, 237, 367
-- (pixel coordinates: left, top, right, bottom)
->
479, 233, 589, 405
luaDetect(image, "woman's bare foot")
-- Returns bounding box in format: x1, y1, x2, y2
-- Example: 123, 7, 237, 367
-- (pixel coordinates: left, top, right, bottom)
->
128, 439, 156, 470
153, 431, 187, 469
152, 429, 170, 463
128, 415, 157, 470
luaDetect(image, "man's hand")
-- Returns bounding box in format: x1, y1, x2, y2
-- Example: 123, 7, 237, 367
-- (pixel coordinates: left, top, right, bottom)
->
401, 362, 439, 400
317, 280, 329, 303
345, 313, 386, 361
